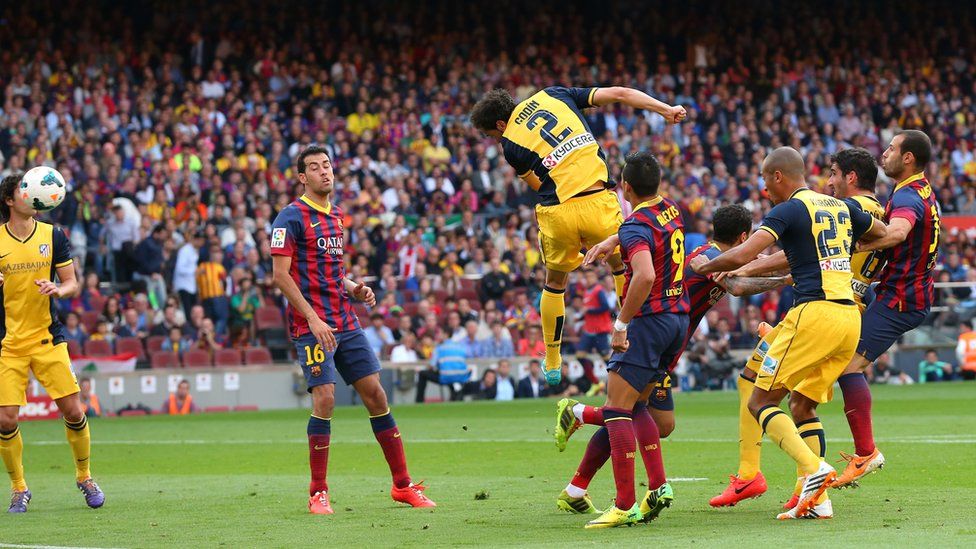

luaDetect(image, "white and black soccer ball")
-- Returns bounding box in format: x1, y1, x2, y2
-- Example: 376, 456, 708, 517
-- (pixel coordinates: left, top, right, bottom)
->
21, 166, 67, 212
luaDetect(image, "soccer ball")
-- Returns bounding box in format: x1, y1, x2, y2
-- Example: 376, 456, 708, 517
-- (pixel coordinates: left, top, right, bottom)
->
21, 166, 67, 212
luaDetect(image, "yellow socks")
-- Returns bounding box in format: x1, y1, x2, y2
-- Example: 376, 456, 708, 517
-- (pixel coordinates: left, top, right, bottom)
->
0, 427, 26, 491
756, 405, 820, 475
612, 270, 626, 307
64, 416, 92, 482
540, 287, 566, 372
796, 417, 827, 502
736, 375, 763, 480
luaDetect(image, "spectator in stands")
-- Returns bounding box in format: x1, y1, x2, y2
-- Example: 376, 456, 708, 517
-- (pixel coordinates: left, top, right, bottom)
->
88, 320, 116, 349
78, 378, 101, 418
918, 349, 955, 383
364, 313, 395, 357
455, 320, 483, 358
390, 332, 419, 363
866, 353, 914, 385
117, 309, 147, 339
481, 320, 514, 358
100, 296, 123, 333
133, 224, 169, 309
957, 321, 976, 380
229, 275, 263, 348
103, 203, 139, 283
466, 369, 498, 400
480, 258, 511, 304
197, 245, 229, 335
517, 360, 547, 398
151, 304, 183, 337
64, 312, 87, 348
517, 325, 546, 357
493, 359, 516, 401
161, 326, 194, 359
505, 293, 540, 331
163, 380, 197, 415
173, 231, 205, 316
195, 318, 225, 354
578, 269, 612, 358
416, 334, 470, 403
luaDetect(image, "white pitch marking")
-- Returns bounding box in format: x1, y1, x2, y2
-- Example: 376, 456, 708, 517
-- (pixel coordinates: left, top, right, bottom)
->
0, 544, 127, 549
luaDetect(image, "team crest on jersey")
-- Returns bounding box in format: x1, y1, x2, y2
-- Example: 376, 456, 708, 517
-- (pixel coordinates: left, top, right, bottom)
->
38, 244, 50, 258
653, 387, 668, 402
760, 355, 779, 375
271, 228, 286, 249
310, 365, 322, 377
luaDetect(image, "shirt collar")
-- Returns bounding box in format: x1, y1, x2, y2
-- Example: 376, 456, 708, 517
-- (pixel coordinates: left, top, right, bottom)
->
633, 196, 664, 211
300, 195, 332, 214
893, 172, 927, 192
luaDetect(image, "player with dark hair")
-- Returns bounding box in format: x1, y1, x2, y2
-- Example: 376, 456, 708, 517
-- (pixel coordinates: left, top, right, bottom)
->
471, 87, 686, 386
692, 147, 886, 520
555, 204, 791, 513
545, 151, 690, 528
829, 130, 939, 487
271, 146, 435, 515
708, 146, 886, 509
0, 174, 104, 513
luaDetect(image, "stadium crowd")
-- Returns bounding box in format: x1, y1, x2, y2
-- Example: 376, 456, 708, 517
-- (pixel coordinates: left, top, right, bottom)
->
1, 0, 975, 388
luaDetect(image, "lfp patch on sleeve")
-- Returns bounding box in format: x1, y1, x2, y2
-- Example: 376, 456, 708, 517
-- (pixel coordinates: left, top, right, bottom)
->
760, 355, 779, 376
271, 228, 287, 249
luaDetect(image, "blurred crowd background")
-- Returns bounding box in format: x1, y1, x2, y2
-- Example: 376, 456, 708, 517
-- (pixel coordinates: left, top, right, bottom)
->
2, 0, 975, 393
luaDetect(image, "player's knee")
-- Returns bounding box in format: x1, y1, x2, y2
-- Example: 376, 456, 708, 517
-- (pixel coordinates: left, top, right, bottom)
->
544, 269, 569, 289
658, 419, 675, 438
0, 415, 18, 433
361, 385, 389, 414
788, 396, 816, 421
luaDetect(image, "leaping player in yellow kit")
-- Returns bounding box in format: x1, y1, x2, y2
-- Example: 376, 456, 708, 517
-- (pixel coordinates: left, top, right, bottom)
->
0, 174, 104, 513
470, 87, 686, 384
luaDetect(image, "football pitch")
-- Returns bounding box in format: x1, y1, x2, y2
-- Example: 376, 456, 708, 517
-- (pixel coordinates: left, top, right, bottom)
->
1, 383, 974, 548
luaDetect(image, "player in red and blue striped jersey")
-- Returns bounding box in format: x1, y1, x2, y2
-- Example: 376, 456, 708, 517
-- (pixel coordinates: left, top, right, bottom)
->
556, 205, 790, 513
832, 130, 940, 487
271, 145, 435, 515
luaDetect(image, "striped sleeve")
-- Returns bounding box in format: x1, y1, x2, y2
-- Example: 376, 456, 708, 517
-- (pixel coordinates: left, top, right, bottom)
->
52, 226, 73, 268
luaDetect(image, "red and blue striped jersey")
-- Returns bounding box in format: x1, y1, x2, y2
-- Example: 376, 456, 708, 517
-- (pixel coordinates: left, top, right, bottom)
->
684, 243, 726, 328
270, 196, 360, 337
877, 173, 940, 312
618, 196, 691, 317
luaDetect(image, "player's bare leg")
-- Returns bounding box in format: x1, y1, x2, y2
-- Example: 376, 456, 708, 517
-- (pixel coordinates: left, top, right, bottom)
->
0, 406, 30, 513
352, 374, 434, 508
833, 354, 884, 488
54, 393, 103, 508
308, 384, 334, 514
540, 268, 569, 385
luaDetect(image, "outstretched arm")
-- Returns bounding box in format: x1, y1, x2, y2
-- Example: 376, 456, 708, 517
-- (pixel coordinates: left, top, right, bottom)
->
692, 230, 777, 275
722, 275, 792, 297
591, 87, 687, 124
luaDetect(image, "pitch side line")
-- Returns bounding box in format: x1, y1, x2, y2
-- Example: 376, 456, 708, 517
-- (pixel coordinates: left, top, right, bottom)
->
0, 544, 127, 549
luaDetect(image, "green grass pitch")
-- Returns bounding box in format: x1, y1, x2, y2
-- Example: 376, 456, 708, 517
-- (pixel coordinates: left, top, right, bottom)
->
1, 383, 974, 548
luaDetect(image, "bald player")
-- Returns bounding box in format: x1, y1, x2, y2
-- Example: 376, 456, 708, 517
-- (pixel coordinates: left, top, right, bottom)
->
691, 147, 886, 520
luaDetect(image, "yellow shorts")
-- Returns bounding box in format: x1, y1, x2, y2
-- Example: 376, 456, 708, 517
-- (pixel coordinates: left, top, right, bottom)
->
0, 342, 79, 406
754, 301, 860, 403
536, 190, 623, 272
744, 324, 783, 374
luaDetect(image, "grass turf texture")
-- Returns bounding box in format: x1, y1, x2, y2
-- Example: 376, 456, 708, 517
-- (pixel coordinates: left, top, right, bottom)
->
1, 383, 974, 548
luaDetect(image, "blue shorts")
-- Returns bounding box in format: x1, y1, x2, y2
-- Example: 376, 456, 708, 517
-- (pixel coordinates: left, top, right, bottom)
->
608, 313, 689, 393
856, 301, 928, 362
294, 329, 382, 391
577, 332, 610, 355
646, 372, 674, 412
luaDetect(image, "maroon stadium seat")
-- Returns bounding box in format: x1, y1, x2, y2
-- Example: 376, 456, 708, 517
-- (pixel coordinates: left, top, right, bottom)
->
66, 339, 82, 358
116, 337, 146, 361
383, 316, 399, 330
182, 349, 212, 368
84, 339, 113, 357
150, 351, 180, 369
89, 295, 108, 315
80, 311, 100, 334
244, 347, 273, 366
214, 349, 242, 367
147, 336, 167, 354
402, 302, 419, 317
233, 405, 259, 412
255, 306, 284, 331
459, 278, 478, 291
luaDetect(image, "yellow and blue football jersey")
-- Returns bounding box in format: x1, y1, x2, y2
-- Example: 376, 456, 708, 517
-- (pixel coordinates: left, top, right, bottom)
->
0, 221, 73, 357
501, 86, 610, 206
844, 194, 886, 307
759, 188, 875, 305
